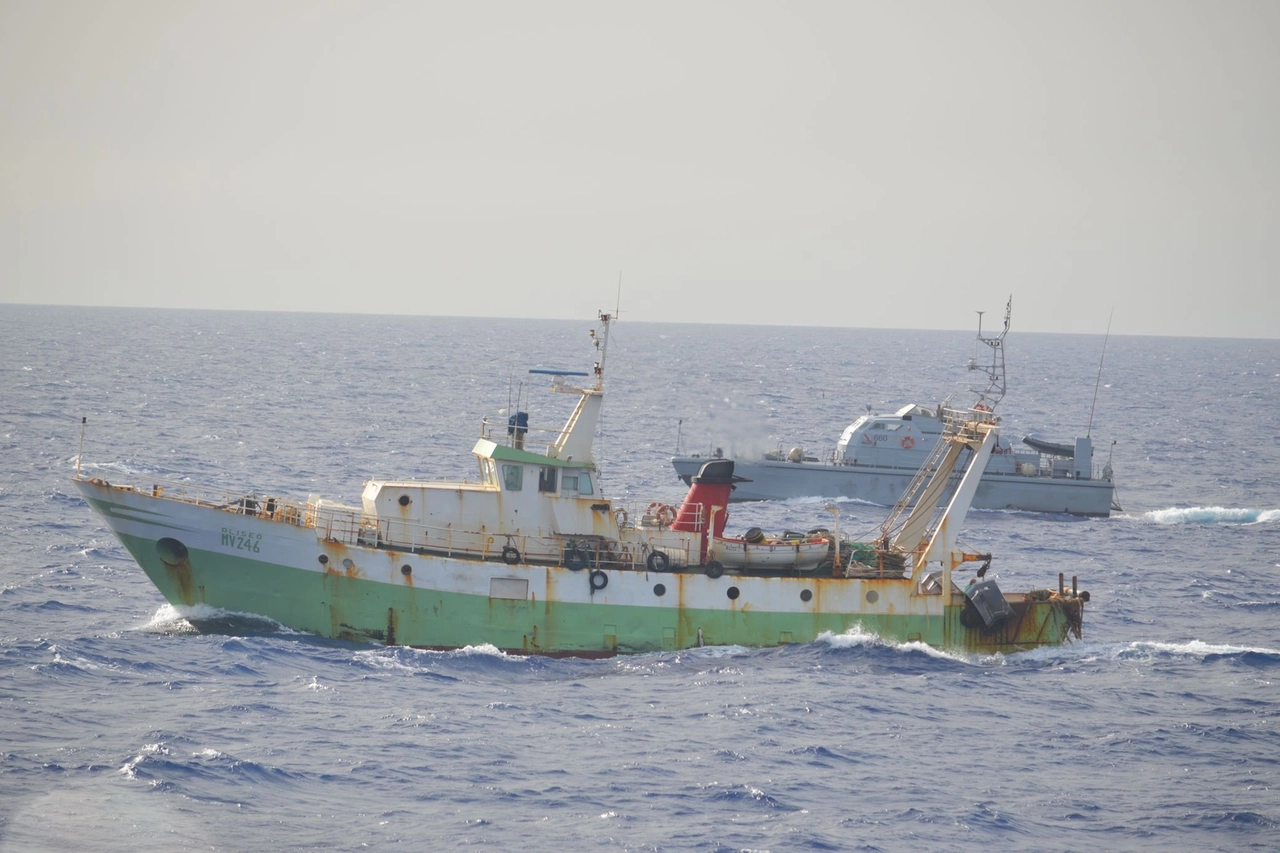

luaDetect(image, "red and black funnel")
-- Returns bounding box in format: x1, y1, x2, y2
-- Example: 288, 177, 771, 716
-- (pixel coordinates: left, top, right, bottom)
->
671, 459, 749, 546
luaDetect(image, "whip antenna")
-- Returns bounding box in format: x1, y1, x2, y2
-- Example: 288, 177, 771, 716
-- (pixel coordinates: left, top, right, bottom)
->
76, 417, 86, 477
1088, 309, 1114, 437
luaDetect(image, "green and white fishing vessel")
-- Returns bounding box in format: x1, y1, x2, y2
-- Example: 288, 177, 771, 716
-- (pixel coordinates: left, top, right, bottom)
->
75, 312, 1087, 656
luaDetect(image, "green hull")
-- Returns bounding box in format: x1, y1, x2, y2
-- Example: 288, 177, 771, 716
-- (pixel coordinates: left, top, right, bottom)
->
113, 527, 1081, 657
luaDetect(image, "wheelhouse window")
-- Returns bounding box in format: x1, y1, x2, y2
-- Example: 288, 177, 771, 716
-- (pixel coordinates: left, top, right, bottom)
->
558, 472, 594, 495
502, 464, 523, 491
538, 467, 557, 493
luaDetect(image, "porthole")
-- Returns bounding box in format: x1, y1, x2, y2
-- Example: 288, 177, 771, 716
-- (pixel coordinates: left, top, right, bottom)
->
866, 590, 879, 604
727, 586, 740, 600
401, 564, 412, 576
342, 558, 354, 569
800, 589, 813, 602
653, 583, 666, 597
398, 494, 411, 506
318, 554, 329, 565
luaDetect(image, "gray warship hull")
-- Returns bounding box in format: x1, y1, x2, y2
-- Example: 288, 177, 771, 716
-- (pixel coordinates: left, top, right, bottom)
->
672, 454, 1117, 516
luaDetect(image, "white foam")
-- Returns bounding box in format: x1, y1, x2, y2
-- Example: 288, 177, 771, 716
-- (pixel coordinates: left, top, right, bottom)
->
1138, 506, 1280, 525
138, 603, 301, 635
119, 742, 171, 780
814, 628, 1271, 668
354, 642, 527, 673
140, 603, 200, 630
352, 648, 425, 673
452, 642, 524, 659
818, 625, 975, 663
1115, 638, 1280, 658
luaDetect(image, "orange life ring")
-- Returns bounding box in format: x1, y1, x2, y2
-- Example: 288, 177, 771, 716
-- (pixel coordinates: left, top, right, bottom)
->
646, 502, 676, 527
901, 435, 915, 450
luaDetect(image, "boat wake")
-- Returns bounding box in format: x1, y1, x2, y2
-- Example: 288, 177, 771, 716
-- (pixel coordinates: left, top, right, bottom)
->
818, 629, 1280, 669
1001, 638, 1280, 670
1134, 507, 1280, 526
1095, 638, 1280, 664
781, 494, 887, 510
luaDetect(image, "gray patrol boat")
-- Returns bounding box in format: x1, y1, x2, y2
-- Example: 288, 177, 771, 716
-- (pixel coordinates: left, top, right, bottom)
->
671, 300, 1120, 517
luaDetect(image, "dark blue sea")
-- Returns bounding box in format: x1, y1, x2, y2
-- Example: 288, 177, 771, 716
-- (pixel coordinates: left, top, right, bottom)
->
3, 305, 1278, 852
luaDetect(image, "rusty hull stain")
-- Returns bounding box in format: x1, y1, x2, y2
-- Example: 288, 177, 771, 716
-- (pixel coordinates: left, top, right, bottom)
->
959, 593, 1082, 651
163, 559, 198, 606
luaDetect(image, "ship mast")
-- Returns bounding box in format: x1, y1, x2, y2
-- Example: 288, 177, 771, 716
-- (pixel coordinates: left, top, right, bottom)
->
545, 311, 612, 462
969, 295, 1011, 412
590, 310, 612, 392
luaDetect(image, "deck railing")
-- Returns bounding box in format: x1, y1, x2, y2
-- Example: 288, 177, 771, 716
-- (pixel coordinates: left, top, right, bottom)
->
77, 474, 314, 525
479, 417, 563, 458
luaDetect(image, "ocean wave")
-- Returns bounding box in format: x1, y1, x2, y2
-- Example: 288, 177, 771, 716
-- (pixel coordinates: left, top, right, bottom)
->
119, 740, 304, 794
817, 626, 976, 664
79, 460, 159, 479
1137, 507, 1280, 525
119, 741, 173, 781
350, 643, 535, 682
28, 645, 106, 676
825, 628, 1112, 670
705, 782, 800, 812
351, 647, 431, 674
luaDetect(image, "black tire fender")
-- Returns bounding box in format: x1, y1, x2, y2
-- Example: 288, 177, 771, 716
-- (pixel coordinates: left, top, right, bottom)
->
645, 550, 670, 572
